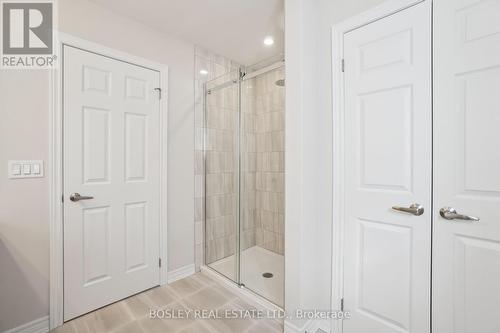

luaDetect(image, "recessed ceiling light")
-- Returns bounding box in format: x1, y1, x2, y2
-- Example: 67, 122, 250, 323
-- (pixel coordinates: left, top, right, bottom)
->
263, 36, 274, 46
199, 69, 208, 75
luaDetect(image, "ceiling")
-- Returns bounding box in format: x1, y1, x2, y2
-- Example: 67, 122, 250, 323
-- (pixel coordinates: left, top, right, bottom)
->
87, 0, 284, 66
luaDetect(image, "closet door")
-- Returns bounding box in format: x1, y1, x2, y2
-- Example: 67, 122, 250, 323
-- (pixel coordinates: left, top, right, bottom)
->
433, 0, 500, 332
63, 46, 161, 320
342, 2, 432, 332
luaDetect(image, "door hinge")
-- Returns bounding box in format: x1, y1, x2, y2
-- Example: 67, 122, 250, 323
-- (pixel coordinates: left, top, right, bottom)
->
61, 195, 64, 203
340, 298, 344, 311
341, 59, 345, 72
154, 87, 162, 100
159, 258, 162, 267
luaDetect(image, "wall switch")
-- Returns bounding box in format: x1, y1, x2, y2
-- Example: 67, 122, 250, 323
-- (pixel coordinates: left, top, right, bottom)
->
32, 163, 41, 174
8, 160, 44, 179
11, 163, 21, 175
23, 164, 31, 175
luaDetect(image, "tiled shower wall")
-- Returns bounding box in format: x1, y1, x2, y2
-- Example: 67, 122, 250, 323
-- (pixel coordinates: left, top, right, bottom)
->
243, 67, 285, 255
194, 46, 240, 271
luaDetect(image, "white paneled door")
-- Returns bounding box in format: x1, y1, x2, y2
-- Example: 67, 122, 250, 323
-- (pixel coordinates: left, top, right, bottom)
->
433, 0, 500, 332
63, 46, 161, 320
342, 2, 431, 333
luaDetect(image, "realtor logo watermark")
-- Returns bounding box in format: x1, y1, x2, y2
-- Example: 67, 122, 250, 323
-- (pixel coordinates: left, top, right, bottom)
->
1, 0, 56, 68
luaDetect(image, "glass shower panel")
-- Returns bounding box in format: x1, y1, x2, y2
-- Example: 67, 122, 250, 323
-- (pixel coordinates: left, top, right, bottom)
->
203, 64, 285, 308
204, 70, 240, 283
240, 66, 285, 307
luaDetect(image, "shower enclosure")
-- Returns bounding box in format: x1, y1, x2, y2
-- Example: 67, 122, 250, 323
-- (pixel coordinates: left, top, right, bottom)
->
203, 62, 285, 307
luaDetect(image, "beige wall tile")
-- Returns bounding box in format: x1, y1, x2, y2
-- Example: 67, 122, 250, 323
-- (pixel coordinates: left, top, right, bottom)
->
197, 50, 285, 266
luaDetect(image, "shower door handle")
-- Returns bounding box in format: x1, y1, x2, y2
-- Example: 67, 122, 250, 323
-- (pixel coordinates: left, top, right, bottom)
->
392, 203, 424, 216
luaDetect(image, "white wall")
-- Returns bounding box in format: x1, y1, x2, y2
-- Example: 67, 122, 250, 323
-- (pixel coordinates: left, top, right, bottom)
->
0, 70, 51, 332
58, 0, 196, 279
284, 0, 387, 329
0, 0, 195, 330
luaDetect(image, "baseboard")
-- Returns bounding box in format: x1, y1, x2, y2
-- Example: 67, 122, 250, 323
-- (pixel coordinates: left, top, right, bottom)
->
284, 318, 331, 333
4, 316, 49, 333
167, 263, 195, 283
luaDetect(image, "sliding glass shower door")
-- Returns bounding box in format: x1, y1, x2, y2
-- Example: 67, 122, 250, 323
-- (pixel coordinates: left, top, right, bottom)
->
204, 70, 240, 283
204, 65, 285, 308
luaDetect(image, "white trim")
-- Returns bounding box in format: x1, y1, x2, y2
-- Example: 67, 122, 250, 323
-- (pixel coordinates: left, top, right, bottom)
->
332, 0, 425, 34
158, 55, 169, 288
49, 32, 168, 329
200, 266, 282, 313
4, 316, 49, 333
330, 1, 427, 333
49, 60, 64, 329
167, 264, 196, 283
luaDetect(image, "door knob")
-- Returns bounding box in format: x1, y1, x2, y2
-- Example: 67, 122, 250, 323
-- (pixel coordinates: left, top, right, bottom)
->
392, 203, 424, 216
69, 193, 94, 202
439, 207, 479, 221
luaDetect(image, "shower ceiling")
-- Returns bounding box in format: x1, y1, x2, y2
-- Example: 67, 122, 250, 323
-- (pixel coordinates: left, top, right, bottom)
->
87, 0, 284, 66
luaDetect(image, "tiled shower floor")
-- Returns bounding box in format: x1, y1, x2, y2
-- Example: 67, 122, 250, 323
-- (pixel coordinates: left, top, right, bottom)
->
208, 246, 284, 307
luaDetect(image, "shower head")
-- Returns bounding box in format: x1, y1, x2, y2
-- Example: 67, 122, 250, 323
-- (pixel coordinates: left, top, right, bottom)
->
275, 79, 285, 87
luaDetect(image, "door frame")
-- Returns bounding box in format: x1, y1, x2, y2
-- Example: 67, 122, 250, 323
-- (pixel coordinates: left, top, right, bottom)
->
49, 32, 169, 329
330, 0, 430, 331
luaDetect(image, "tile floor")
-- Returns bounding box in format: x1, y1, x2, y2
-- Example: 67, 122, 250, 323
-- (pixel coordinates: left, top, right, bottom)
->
52, 272, 283, 333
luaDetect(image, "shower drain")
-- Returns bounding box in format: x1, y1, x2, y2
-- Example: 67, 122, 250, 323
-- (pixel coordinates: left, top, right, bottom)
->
262, 272, 274, 278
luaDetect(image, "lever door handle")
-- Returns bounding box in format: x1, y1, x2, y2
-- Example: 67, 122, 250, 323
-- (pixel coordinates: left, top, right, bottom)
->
439, 207, 479, 221
70, 193, 94, 202
392, 203, 424, 216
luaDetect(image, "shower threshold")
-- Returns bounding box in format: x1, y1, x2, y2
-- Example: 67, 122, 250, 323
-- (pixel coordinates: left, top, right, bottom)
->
202, 246, 284, 310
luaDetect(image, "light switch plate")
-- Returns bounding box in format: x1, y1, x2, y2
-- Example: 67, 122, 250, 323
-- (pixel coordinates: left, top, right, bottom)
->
11, 163, 21, 175
8, 160, 44, 179
23, 164, 31, 175
32, 163, 41, 174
